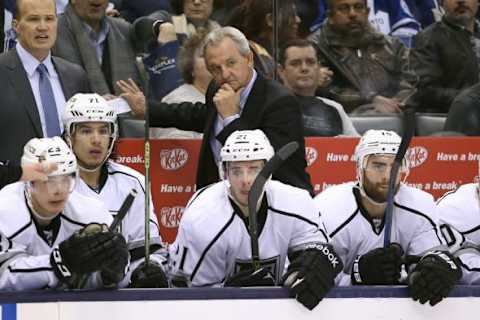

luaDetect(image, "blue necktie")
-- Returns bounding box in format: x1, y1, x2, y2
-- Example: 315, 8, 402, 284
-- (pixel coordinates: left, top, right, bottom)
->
37, 63, 61, 137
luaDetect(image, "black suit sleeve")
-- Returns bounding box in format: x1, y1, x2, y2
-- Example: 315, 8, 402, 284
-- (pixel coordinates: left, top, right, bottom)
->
217, 94, 313, 194
0, 162, 22, 189
148, 100, 209, 133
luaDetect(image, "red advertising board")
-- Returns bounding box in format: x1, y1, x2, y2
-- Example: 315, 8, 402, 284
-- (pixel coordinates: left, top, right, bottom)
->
116, 137, 480, 243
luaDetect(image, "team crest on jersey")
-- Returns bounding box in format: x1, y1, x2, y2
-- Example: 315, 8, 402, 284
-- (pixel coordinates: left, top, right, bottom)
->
305, 147, 318, 166
160, 148, 189, 170
233, 255, 281, 283
160, 206, 184, 228
406, 146, 428, 168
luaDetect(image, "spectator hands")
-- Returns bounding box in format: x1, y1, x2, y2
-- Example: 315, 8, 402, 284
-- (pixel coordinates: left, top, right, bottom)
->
157, 22, 177, 45
117, 78, 146, 118
318, 67, 333, 88
20, 162, 57, 182
372, 95, 403, 113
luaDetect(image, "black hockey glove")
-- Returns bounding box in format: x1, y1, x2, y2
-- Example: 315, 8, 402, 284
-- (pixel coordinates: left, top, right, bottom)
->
50, 223, 120, 284
408, 250, 462, 306
100, 232, 130, 286
129, 261, 169, 288
225, 266, 275, 287
282, 244, 343, 310
351, 243, 404, 285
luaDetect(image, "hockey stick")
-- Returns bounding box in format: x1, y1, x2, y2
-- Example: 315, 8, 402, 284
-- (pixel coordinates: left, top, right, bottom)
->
383, 108, 416, 247
75, 188, 138, 289
110, 188, 138, 231
247, 141, 300, 269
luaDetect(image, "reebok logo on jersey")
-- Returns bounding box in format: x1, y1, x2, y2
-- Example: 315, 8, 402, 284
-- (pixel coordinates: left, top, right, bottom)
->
304, 243, 340, 269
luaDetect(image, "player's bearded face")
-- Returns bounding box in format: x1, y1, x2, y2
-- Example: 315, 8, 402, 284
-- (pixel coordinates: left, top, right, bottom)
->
227, 160, 264, 209
71, 122, 111, 170
362, 155, 402, 203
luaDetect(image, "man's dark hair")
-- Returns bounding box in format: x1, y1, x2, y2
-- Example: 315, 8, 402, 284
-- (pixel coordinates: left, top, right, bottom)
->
279, 39, 319, 66
170, 0, 224, 15
326, 0, 367, 13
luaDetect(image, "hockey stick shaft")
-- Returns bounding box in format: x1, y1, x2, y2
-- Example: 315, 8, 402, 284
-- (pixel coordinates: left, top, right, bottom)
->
248, 141, 299, 269
144, 95, 152, 266
110, 188, 138, 231
384, 109, 415, 247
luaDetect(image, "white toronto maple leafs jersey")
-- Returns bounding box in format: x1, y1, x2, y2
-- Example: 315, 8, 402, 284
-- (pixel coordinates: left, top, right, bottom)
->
0, 182, 112, 290
169, 180, 329, 287
74, 161, 166, 285
437, 183, 480, 284
314, 182, 444, 286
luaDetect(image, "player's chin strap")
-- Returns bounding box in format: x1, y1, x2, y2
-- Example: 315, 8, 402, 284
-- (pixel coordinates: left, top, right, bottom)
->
24, 184, 61, 222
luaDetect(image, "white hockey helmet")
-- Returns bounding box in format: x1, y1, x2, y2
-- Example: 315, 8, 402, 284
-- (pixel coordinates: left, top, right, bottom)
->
220, 129, 274, 163
21, 137, 77, 177
354, 129, 402, 169
63, 93, 117, 140
62, 93, 117, 171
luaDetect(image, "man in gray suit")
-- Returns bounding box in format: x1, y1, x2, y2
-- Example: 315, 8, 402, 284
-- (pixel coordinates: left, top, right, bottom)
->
52, 0, 143, 95
0, 0, 89, 162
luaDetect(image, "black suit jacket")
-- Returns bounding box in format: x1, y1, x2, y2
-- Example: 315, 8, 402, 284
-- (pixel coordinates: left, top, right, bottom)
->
149, 73, 313, 194
0, 49, 90, 162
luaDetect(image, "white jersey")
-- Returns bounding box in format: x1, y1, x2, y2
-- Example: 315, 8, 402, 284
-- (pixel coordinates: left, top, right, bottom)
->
314, 182, 444, 286
437, 183, 480, 284
0, 182, 113, 290
74, 161, 166, 286
169, 180, 329, 287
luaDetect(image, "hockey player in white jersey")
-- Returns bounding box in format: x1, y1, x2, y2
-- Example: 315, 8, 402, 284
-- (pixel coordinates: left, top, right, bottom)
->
436, 159, 480, 284
62, 93, 168, 288
169, 130, 343, 310
0, 137, 129, 290
314, 129, 462, 306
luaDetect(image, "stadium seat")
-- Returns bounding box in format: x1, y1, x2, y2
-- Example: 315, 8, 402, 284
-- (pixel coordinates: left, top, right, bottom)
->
350, 115, 403, 135
118, 118, 145, 138
415, 113, 447, 136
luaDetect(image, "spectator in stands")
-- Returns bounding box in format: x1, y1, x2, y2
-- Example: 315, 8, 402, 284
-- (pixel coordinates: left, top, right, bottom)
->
133, 0, 222, 100
227, 0, 301, 79
118, 26, 313, 194
310, 0, 421, 46
309, 0, 416, 114
278, 39, 358, 136
405, 0, 443, 29
444, 82, 480, 135
410, 0, 479, 113
152, 31, 209, 138
52, 0, 143, 96
110, 0, 171, 23
0, 0, 89, 162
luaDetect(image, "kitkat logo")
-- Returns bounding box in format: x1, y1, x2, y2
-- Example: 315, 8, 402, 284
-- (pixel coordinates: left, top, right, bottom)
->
407, 146, 428, 168
305, 147, 318, 166
160, 206, 184, 228
160, 148, 188, 170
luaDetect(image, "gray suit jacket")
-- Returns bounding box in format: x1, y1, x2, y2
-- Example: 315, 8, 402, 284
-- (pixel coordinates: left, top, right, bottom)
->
53, 5, 142, 95
0, 49, 90, 163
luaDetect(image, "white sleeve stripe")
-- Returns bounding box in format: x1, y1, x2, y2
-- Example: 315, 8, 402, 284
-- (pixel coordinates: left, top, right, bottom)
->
108, 171, 146, 194
394, 202, 443, 244
330, 208, 360, 238
462, 225, 480, 235
190, 211, 236, 282
458, 258, 480, 273
7, 219, 33, 240
268, 206, 328, 242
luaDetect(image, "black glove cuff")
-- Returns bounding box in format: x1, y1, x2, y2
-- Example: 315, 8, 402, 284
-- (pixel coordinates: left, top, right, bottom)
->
50, 246, 74, 284
351, 255, 363, 285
